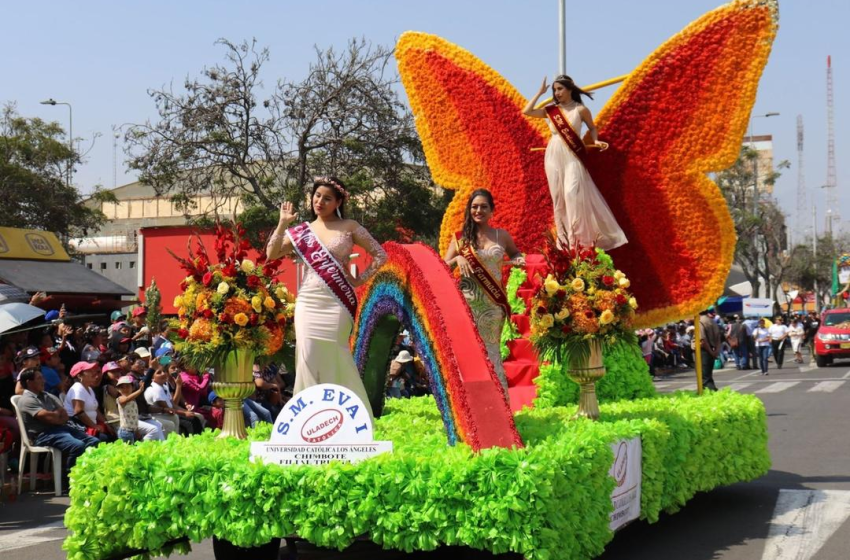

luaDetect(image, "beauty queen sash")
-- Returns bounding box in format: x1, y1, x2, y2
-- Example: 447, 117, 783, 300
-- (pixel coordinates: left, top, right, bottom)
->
455, 233, 511, 318
287, 222, 357, 321
545, 104, 588, 166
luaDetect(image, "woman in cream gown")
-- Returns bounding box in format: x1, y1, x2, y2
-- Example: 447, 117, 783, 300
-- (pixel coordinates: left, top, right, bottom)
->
267, 177, 386, 417
523, 75, 627, 251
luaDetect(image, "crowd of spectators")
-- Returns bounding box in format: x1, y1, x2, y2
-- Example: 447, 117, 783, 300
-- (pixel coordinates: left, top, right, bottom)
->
0, 305, 294, 495
386, 330, 431, 399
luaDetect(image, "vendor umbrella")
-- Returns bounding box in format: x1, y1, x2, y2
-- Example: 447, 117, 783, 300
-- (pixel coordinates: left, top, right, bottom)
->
0, 303, 46, 334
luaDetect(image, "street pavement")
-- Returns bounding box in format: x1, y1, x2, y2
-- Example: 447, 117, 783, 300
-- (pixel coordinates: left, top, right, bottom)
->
2, 351, 849, 560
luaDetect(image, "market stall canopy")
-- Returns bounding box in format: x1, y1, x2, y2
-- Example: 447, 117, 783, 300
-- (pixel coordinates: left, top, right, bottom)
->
0, 227, 70, 261
0, 302, 45, 334
723, 265, 752, 297
0, 283, 31, 304
0, 259, 133, 296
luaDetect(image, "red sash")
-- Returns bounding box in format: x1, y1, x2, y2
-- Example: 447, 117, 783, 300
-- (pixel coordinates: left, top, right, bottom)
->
455, 233, 511, 318
287, 222, 357, 321
545, 104, 588, 166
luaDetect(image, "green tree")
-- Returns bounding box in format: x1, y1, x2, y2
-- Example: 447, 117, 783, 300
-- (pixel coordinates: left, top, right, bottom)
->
716, 146, 791, 301
0, 104, 114, 240
124, 38, 446, 249
786, 233, 850, 308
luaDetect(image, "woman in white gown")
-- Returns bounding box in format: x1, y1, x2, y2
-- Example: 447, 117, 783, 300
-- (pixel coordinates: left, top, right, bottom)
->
523, 75, 627, 251
266, 177, 386, 417
443, 189, 525, 393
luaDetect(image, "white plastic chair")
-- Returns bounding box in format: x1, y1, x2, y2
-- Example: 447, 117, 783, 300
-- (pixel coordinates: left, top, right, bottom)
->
10, 395, 62, 497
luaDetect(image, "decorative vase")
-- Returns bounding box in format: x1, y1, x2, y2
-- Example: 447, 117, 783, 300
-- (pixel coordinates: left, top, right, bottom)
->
566, 340, 606, 420
212, 348, 256, 439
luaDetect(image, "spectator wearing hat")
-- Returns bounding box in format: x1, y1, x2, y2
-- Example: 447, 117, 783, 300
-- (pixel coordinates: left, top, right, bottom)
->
115, 375, 164, 443
134, 346, 152, 367
388, 350, 415, 399
17, 368, 100, 490
130, 308, 151, 348
64, 361, 116, 442
207, 391, 224, 430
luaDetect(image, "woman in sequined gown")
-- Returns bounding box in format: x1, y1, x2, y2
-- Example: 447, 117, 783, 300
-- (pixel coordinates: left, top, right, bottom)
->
443, 189, 525, 392
266, 177, 386, 417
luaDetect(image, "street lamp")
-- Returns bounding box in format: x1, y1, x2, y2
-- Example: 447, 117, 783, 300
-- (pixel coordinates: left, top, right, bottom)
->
748, 111, 779, 297
40, 98, 73, 188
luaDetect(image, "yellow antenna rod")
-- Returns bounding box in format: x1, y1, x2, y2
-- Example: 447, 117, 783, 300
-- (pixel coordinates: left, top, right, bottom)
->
535, 74, 630, 109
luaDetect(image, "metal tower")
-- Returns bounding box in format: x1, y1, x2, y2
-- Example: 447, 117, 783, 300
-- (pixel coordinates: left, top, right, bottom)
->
797, 115, 807, 240
825, 55, 839, 234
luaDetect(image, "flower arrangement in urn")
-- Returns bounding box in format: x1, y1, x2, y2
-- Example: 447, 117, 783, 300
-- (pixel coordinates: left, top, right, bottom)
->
528, 234, 638, 419
169, 223, 295, 437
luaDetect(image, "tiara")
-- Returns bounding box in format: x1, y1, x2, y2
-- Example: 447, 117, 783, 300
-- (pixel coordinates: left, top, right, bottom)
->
315, 176, 350, 201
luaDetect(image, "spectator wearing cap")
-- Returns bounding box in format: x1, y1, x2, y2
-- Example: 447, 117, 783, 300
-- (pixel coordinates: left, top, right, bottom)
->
64, 361, 116, 442
40, 346, 66, 396
17, 368, 100, 491
81, 327, 104, 362
115, 375, 164, 443
14, 346, 41, 395
107, 311, 126, 336
134, 346, 151, 367
207, 391, 224, 430
130, 308, 151, 348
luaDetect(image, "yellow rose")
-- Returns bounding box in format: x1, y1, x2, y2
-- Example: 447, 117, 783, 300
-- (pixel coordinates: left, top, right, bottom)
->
629, 297, 638, 309
587, 285, 596, 295
173, 295, 184, 308
539, 314, 555, 329
599, 309, 616, 325
233, 313, 249, 326
555, 308, 570, 321
275, 286, 289, 301
217, 282, 230, 295
184, 276, 196, 285
618, 277, 631, 289
571, 278, 585, 292
544, 274, 560, 297
264, 296, 276, 310
240, 259, 255, 273
251, 295, 263, 313
614, 270, 625, 280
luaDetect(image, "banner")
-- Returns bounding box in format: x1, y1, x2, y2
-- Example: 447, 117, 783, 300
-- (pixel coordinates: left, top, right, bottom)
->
742, 297, 774, 317
609, 437, 642, 531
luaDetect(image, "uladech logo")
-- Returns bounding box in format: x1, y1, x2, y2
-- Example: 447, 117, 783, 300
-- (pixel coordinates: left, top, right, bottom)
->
301, 409, 344, 443
612, 441, 629, 487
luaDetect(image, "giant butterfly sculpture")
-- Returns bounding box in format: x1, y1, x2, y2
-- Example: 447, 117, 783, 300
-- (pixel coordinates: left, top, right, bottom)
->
396, 0, 778, 328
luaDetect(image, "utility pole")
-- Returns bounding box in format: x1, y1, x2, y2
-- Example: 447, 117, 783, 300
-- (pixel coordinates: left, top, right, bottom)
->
558, 0, 566, 75
813, 203, 820, 314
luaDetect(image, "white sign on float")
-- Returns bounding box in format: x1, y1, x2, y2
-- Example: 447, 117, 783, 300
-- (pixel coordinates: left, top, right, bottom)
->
249, 383, 392, 466
609, 437, 642, 531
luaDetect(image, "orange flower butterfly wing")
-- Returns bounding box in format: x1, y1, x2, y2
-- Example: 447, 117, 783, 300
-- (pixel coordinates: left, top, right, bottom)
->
396, 0, 778, 327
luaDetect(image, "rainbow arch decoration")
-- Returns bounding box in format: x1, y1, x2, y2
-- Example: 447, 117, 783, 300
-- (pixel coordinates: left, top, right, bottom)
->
352, 242, 522, 451
395, 0, 779, 328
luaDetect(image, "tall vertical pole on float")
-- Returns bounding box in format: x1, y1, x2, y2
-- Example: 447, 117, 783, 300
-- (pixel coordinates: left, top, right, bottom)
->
558, 0, 566, 75
694, 316, 703, 395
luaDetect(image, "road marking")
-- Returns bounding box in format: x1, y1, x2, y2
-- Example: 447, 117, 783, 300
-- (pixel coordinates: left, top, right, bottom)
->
725, 382, 754, 391
755, 382, 800, 393
0, 521, 65, 552
843, 371, 850, 379
807, 381, 846, 393
731, 371, 762, 381
653, 383, 671, 389
761, 489, 850, 560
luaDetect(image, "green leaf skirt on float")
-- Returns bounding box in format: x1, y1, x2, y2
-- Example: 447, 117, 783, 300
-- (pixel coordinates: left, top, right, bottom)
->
63, 391, 769, 560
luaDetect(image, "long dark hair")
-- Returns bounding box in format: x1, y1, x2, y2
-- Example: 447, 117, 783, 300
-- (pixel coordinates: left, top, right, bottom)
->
461, 189, 495, 249
552, 75, 593, 105
310, 176, 347, 219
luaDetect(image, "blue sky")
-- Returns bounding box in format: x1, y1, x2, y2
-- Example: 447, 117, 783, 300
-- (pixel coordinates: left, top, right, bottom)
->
1, 0, 846, 241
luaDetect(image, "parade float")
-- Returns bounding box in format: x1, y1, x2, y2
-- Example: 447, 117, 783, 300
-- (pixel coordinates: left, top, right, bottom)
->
64, 1, 777, 559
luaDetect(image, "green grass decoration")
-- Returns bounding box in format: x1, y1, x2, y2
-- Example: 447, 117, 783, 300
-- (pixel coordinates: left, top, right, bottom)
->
500, 266, 528, 360
533, 340, 657, 408
63, 391, 769, 560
